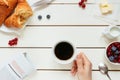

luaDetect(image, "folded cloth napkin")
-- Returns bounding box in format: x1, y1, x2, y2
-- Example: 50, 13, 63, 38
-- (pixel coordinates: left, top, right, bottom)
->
0, 53, 36, 80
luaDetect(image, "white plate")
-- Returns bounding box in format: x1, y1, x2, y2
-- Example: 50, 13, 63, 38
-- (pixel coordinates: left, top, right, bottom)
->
0, 18, 32, 35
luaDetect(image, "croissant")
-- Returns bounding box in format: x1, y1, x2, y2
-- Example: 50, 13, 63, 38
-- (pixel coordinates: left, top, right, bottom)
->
5, 0, 33, 28
0, 0, 17, 26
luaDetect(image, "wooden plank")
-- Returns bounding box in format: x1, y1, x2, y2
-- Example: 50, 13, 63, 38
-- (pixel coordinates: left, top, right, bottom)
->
0, 48, 120, 70
0, 27, 120, 47
95, 0, 120, 3
28, 0, 95, 4
28, 4, 120, 25
28, 48, 105, 70
25, 71, 119, 80
28, 0, 120, 4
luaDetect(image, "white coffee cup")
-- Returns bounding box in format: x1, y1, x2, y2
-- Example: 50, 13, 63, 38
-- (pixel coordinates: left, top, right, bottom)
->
52, 41, 76, 64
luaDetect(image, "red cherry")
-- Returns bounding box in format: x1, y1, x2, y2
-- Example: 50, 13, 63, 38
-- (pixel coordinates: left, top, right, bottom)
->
113, 59, 117, 63
118, 59, 120, 63
117, 45, 120, 48
8, 43, 12, 46
78, 0, 87, 9
109, 45, 112, 49
14, 41, 17, 45
82, 3, 86, 9
8, 37, 18, 46
114, 42, 119, 46
107, 52, 111, 56
84, 0, 87, 2
14, 38, 18, 41
78, 1, 83, 6
118, 45, 120, 51
81, 0, 85, 3
118, 55, 120, 59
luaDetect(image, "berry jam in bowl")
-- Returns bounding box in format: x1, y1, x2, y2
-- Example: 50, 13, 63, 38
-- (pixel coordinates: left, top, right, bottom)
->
105, 42, 120, 65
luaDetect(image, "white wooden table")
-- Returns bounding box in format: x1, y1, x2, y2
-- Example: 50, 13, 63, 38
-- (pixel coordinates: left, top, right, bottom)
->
0, 0, 120, 80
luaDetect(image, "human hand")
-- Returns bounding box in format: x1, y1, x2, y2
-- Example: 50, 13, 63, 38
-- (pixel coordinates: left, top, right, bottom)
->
71, 52, 92, 80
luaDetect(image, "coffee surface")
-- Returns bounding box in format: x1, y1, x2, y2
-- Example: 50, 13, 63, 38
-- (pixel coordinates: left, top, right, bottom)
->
54, 42, 74, 60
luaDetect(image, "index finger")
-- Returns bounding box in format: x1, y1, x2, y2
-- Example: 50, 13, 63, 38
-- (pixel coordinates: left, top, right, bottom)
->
76, 53, 84, 70
80, 52, 91, 64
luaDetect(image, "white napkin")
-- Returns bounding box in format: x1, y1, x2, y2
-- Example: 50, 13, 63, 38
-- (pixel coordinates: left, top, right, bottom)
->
0, 53, 36, 80
32, 0, 55, 7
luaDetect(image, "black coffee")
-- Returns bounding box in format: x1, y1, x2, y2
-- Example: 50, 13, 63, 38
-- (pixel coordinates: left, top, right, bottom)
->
54, 41, 74, 60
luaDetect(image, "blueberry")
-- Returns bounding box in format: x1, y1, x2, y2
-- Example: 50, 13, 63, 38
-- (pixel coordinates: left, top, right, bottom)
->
46, 15, 51, 19
111, 46, 117, 52
109, 56, 114, 62
115, 50, 120, 55
38, 15, 42, 20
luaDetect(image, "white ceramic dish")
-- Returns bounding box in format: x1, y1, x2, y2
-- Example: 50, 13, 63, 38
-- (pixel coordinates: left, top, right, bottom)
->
0, 24, 26, 35
105, 42, 120, 65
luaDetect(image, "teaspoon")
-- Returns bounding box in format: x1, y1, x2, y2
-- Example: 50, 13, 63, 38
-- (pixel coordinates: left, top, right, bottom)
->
98, 63, 112, 80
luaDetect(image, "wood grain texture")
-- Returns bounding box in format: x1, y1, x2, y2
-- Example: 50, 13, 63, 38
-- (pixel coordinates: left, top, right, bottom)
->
27, 4, 120, 25
28, 0, 120, 4
25, 71, 119, 80
0, 27, 120, 47
0, 48, 120, 70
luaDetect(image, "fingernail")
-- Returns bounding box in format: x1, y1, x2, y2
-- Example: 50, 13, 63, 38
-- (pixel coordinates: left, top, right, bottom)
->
77, 54, 81, 59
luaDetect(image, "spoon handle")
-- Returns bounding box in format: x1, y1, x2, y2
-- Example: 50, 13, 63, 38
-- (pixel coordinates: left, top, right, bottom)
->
107, 73, 112, 80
